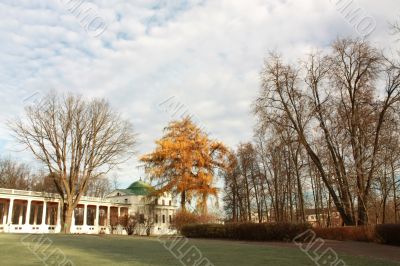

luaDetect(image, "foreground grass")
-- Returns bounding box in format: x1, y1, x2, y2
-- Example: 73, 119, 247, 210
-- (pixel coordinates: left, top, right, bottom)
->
0, 234, 398, 266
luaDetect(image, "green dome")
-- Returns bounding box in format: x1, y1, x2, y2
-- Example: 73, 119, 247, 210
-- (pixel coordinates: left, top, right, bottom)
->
126, 180, 155, 196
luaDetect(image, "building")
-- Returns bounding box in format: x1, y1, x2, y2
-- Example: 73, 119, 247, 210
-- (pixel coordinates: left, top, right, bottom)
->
305, 208, 342, 227
0, 180, 177, 235
106, 180, 177, 235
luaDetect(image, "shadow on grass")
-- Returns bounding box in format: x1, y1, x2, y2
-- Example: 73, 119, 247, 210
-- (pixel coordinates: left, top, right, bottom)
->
2, 234, 399, 266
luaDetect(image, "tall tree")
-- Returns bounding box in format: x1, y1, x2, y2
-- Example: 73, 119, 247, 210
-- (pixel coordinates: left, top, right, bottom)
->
9, 93, 136, 233
141, 117, 229, 214
254, 38, 400, 225
0, 157, 32, 190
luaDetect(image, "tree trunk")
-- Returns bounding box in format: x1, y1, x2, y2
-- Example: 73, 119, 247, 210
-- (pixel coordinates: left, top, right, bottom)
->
391, 162, 398, 223
382, 194, 387, 224
63, 204, 74, 233
181, 191, 186, 211
357, 201, 368, 225
232, 188, 237, 222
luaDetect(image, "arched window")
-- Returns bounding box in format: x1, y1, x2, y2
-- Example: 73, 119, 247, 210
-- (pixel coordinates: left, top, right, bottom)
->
169, 200, 171, 206
155, 214, 158, 223
162, 215, 165, 223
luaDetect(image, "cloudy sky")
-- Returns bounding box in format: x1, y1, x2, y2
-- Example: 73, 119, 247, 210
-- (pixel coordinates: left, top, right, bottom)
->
0, 0, 399, 188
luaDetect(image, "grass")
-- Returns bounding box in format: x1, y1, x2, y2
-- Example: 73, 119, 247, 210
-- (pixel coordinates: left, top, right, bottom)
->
0, 234, 398, 266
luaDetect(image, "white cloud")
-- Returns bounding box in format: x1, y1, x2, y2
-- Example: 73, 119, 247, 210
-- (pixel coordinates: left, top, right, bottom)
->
0, 0, 399, 187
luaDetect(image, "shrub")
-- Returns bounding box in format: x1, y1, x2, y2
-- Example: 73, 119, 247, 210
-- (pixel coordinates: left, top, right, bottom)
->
182, 223, 400, 245
313, 226, 375, 242
375, 224, 400, 246
118, 214, 138, 235
181, 222, 311, 242
181, 224, 226, 238
171, 211, 217, 232
313, 224, 400, 246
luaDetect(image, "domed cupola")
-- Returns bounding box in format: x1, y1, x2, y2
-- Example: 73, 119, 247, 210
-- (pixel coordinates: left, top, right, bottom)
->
126, 180, 155, 196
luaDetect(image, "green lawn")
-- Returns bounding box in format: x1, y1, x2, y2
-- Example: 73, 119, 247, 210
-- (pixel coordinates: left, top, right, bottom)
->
0, 234, 398, 266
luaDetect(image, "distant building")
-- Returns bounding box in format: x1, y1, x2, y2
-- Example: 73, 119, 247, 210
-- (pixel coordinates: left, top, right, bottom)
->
305, 208, 342, 227
106, 180, 177, 235
0, 180, 177, 235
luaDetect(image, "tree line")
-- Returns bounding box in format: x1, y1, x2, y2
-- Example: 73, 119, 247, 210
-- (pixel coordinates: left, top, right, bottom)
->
0, 157, 113, 198
224, 38, 400, 226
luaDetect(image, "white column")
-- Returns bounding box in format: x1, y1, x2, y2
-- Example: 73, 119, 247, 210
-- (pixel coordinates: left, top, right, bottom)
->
25, 200, 31, 225
18, 203, 24, 225
95, 205, 100, 226
33, 205, 38, 225
118, 207, 121, 217
2, 205, 6, 225
47, 206, 51, 225
107, 206, 110, 226
7, 199, 14, 224
41, 201, 47, 225
83, 204, 88, 226
56, 202, 61, 227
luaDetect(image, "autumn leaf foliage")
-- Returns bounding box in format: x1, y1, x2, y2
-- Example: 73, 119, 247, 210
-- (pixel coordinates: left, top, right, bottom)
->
141, 117, 229, 214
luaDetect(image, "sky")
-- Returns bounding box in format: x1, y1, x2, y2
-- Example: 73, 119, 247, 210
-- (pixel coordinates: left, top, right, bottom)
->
0, 0, 399, 189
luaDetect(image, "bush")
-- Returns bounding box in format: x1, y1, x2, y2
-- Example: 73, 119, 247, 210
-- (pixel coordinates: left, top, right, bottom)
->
171, 211, 217, 232
181, 222, 311, 242
181, 222, 400, 246
118, 214, 138, 235
313, 226, 375, 242
375, 224, 400, 246
313, 224, 400, 246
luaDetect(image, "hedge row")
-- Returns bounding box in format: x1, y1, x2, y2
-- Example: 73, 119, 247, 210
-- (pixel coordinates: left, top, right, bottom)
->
181, 223, 311, 242
181, 223, 400, 246
375, 224, 400, 246
310, 224, 400, 246
313, 226, 375, 242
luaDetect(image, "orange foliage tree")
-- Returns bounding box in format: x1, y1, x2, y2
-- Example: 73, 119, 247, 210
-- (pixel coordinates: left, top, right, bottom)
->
141, 117, 229, 214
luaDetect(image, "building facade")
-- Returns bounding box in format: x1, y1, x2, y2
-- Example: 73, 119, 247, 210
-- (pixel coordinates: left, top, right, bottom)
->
305, 208, 342, 227
0, 180, 177, 235
106, 180, 178, 235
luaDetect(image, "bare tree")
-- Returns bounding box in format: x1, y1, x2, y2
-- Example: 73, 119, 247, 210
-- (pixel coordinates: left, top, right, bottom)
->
9, 92, 136, 233
0, 157, 32, 190
85, 175, 112, 198
390, 18, 400, 39
254, 39, 400, 225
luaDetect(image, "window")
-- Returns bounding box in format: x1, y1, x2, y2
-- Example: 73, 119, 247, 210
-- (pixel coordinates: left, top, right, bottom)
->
124, 199, 128, 204
155, 198, 158, 205
162, 215, 165, 223
155, 214, 158, 223
169, 200, 171, 206
162, 200, 165, 206
169, 215, 172, 223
